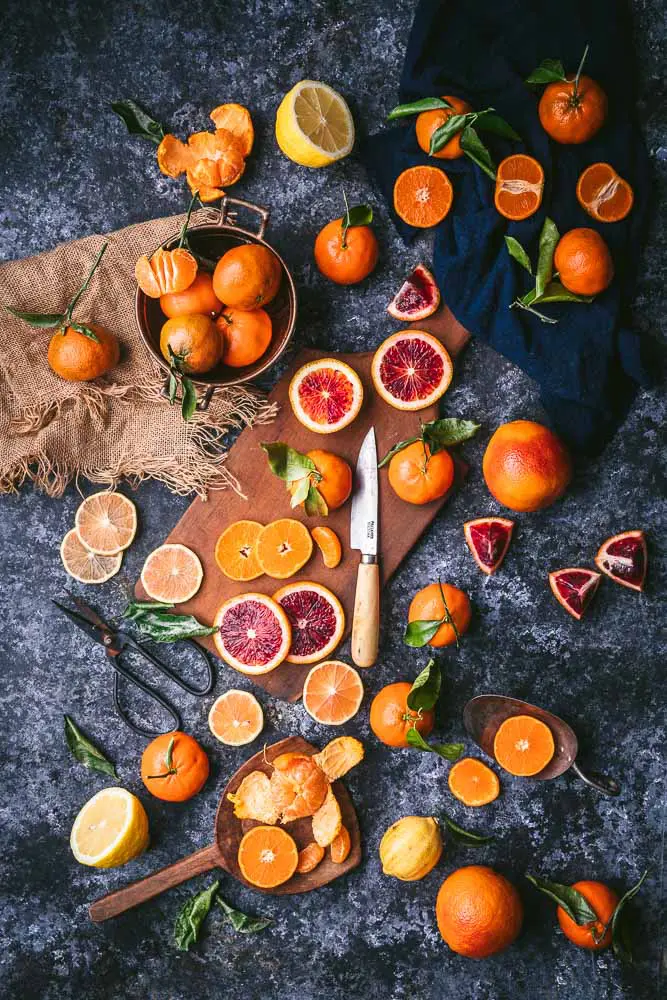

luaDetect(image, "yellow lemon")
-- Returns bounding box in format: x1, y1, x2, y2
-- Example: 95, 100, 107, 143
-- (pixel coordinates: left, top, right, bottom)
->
275, 80, 354, 167
379, 815, 443, 881
70, 787, 149, 868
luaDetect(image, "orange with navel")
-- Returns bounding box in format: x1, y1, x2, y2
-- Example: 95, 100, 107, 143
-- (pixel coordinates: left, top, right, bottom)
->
160, 271, 222, 319
436, 865, 523, 957
415, 95, 472, 159
159, 313, 223, 374
140, 731, 209, 802
216, 307, 272, 367
388, 441, 455, 505
553, 227, 614, 296
369, 682, 435, 748
482, 419, 572, 512
539, 73, 607, 144
47, 323, 120, 382
212, 244, 282, 310
408, 582, 471, 647
557, 881, 619, 950
314, 216, 379, 285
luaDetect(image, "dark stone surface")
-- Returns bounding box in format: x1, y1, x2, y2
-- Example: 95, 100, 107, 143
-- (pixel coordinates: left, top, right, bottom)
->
1, 2, 664, 998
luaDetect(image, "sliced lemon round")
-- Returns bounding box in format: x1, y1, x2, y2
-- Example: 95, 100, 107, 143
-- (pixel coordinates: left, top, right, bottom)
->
60, 528, 122, 584
75, 491, 137, 555
70, 787, 149, 868
275, 80, 354, 167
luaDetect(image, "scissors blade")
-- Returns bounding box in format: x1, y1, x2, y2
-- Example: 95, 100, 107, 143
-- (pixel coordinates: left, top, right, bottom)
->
52, 599, 114, 648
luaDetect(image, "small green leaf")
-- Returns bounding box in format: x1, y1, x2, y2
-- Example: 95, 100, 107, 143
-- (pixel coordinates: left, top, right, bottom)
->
289, 475, 311, 508
526, 875, 599, 925
6, 307, 64, 328
441, 812, 495, 847
122, 602, 216, 642
387, 97, 452, 120
181, 377, 197, 421
473, 110, 521, 141
460, 125, 496, 180
123, 599, 174, 614
406, 727, 464, 761
610, 869, 649, 963
344, 204, 373, 229
112, 99, 165, 144
535, 217, 560, 299
304, 484, 328, 518
404, 618, 444, 648
168, 373, 178, 404
66, 242, 108, 320
69, 322, 101, 343
261, 442, 317, 483
406, 658, 441, 713
423, 418, 480, 452
174, 881, 219, 951
537, 280, 594, 305
429, 113, 469, 154
64, 715, 118, 779
377, 435, 421, 468
525, 59, 567, 85
504, 236, 533, 275
215, 896, 273, 933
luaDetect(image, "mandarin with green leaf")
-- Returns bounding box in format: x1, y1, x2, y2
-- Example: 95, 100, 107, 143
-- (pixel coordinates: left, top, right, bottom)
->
314, 212, 379, 285
415, 95, 472, 159
369, 682, 435, 748
388, 440, 455, 505
408, 582, 471, 647
557, 881, 619, 950
160, 313, 223, 374
48, 323, 120, 381
140, 731, 209, 802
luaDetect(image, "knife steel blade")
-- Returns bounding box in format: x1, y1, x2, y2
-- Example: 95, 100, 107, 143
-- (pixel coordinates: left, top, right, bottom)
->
350, 426, 378, 559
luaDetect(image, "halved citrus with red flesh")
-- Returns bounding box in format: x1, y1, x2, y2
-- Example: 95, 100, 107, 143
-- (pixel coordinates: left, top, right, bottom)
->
494, 154, 544, 221
213, 593, 291, 674
75, 491, 137, 555
493, 714, 555, 777
237, 825, 298, 889
464, 517, 515, 575
215, 520, 264, 581
371, 331, 453, 410
289, 358, 363, 434
387, 263, 441, 321
311, 526, 342, 568
393, 165, 453, 228
549, 568, 601, 620
330, 824, 351, 864
313, 735, 364, 780
273, 582, 345, 664
296, 842, 325, 873
140, 543, 203, 604
594, 530, 647, 591
576, 162, 634, 223
208, 689, 264, 746
302, 660, 364, 725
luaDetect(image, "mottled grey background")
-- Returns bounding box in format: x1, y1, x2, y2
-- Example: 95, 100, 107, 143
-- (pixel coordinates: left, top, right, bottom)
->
0, 1, 665, 999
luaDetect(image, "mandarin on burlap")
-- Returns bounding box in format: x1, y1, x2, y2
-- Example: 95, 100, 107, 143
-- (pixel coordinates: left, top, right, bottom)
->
0, 209, 276, 498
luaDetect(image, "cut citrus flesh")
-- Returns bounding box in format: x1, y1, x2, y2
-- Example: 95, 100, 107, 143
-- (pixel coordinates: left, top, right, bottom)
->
313, 735, 365, 781
208, 689, 264, 746
70, 787, 149, 868
187, 129, 245, 186
289, 358, 363, 434
448, 758, 500, 807
549, 567, 601, 620
227, 770, 279, 824
60, 528, 122, 584
210, 103, 254, 157
302, 660, 364, 725
393, 165, 453, 228
576, 162, 634, 222
493, 714, 555, 777
494, 154, 544, 221
74, 491, 137, 555
296, 841, 326, 873
275, 80, 354, 167
371, 330, 453, 410
256, 518, 313, 579
273, 582, 345, 664
215, 520, 264, 581
214, 592, 291, 674
312, 785, 343, 847
464, 517, 515, 575
330, 824, 351, 864
135, 247, 198, 298
311, 526, 342, 568
237, 825, 299, 888
387, 263, 441, 321
140, 543, 203, 604
595, 529, 647, 591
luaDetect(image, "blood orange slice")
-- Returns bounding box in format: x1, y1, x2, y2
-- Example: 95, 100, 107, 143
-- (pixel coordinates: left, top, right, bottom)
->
387, 264, 440, 321
464, 517, 515, 575
273, 582, 345, 664
208, 689, 264, 745
302, 660, 364, 725
549, 568, 601, 621
371, 331, 453, 410
594, 530, 647, 591
214, 593, 291, 674
289, 358, 363, 434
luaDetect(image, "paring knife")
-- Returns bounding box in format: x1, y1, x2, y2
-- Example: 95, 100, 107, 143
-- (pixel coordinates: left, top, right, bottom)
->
350, 426, 380, 668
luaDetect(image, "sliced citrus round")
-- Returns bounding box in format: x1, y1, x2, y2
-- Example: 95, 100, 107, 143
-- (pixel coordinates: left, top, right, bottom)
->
493, 714, 555, 777
448, 758, 500, 807
60, 529, 122, 584
237, 825, 299, 888
371, 330, 453, 410
302, 660, 364, 725
464, 517, 515, 575
70, 787, 149, 868
311, 526, 342, 568
594, 529, 647, 591
393, 165, 453, 228
549, 567, 601, 620
313, 735, 365, 780
494, 154, 544, 221
256, 518, 313, 579
275, 80, 354, 168
74, 491, 137, 555
213, 593, 291, 674
140, 543, 203, 604
273, 582, 345, 664
208, 689, 264, 746
296, 841, 325, 873
209, 103, 254, 157
387, 263, 441, 321
214, 520, 264, 581
330, 824, 351, 864
289, 358, 363, 434
576, 162, 634, 223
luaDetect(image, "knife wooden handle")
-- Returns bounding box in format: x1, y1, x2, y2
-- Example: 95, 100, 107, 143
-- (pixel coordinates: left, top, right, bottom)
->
351, 560, 380, 668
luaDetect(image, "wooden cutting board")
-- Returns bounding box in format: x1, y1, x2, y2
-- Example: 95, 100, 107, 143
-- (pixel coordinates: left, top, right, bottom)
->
135, 306, 470, 702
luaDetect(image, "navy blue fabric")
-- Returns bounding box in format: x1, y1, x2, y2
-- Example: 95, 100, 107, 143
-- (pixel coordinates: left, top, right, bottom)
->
361, 0, 651, 455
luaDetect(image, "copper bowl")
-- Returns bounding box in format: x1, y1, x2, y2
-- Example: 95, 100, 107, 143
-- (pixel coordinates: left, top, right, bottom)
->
135, 196, 297, 410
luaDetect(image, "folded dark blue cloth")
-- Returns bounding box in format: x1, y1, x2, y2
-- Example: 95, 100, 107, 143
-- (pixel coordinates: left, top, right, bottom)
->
362, 0, 651, 455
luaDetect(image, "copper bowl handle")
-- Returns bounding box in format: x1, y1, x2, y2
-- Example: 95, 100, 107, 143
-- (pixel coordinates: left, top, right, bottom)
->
218, 196, 270, 240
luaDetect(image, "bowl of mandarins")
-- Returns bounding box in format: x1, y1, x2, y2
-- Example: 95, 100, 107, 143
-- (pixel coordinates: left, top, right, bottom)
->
135, 195, 297, 409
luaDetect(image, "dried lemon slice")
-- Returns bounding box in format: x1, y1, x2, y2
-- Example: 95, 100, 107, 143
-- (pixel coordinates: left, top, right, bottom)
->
75, 491, 137, 555
60, 529, 122, 584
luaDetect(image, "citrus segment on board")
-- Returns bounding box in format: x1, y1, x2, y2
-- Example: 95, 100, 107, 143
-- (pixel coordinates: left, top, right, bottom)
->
330, 824, 352, 864
289, 358, 363, 434
140, 543, 203, 604
302, 661, 364, 725
256, 519, 313, 579
208, 689, 264, 746
60, 529, 122, 584
214, 593, 291, 674
296, 842, 326, 873
270, 754, 329, 822
371, 331, 453, 410
312, 785, 343, 847
273, 582, 345, 664
387, 263, 440, 321
237, 825, 299, 889
75, 491, 137, 555
311, 526, 343, 568
215, 520, 264, 581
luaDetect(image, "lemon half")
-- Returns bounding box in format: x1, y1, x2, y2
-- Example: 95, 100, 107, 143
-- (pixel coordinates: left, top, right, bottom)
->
275, 80, 354, 167
70, 787, 149, 868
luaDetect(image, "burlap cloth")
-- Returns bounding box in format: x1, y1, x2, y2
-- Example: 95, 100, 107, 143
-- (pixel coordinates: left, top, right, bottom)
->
0, 209, 277, 498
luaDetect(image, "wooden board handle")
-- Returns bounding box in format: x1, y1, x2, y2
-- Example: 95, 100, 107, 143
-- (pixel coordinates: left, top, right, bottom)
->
88, 842, 221, 923
351, 560, 380, 668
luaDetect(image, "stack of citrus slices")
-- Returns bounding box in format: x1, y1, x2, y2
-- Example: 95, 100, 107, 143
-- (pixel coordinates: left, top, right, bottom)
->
60, 491, 137, 583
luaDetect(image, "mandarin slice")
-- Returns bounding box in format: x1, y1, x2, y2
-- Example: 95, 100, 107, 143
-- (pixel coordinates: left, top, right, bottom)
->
448, 758, 500, 807
393, 165, 453, 228
215, 520, 264, 582
140, 543, 203, 604
296, 842, 325, 874
210, 103, 254, 157
237, 825, 298, 888
493, 715, 555, 777
256, 518, 313, 579
208, 689, 264, 746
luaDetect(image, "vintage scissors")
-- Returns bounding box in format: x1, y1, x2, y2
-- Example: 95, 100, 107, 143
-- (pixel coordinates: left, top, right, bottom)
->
53, 596, 214, 737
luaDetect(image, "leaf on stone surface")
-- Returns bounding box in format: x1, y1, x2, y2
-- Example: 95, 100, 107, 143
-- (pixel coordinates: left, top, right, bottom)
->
111, 99, 165, 143
122, 601, 216, 642
610, 869, 649, 963
173, 881, 219, 951
215, 896, 273, 934
441, 811, 495, 846
406, 658, 441, 713
406, 727, 464, 761
64, 715, 118, 779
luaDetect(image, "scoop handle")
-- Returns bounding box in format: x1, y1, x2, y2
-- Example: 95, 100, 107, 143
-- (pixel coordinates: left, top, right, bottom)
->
571, 761, 621, 797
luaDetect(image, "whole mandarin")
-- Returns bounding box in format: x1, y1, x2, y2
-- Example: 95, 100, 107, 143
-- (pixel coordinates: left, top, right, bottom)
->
140, 731, 209, 802
557, 881, 619, 950
408, 582, 471, 647
216, 307, 272, 367
369, 682, 435, 748
159, 313, 223, 374
388, 441, 455, 504
47, 323, 120, 382
553, 228, 614, 296
212, 244, 282, 310
415, 95, 473, 160
160, 271, 222, 319
538, 75, 607, 145
482, 420, 571, 512
314, 217, 379, 285
306, 450, 352, 509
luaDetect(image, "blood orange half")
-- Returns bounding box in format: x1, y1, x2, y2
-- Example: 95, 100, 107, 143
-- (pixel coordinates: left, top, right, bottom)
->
214, 593, 291, 674
273, 581, 345, 664
302, 660, 364, 725
464, 517, 515, 575
594, 529, 647, 591
548, 568, 601, 621
371, 331, 453, 411
289, 358, 363, 434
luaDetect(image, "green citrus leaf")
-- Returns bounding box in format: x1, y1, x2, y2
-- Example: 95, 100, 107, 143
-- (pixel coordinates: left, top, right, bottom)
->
181, 377, 197, 421
535, 217, 560, 299
261, 442, 316, 483
460, 125, 496, 180
168, 372, 178, 404
344, 204, 373, 228
121, 604, 216, 642
441, 812, 495, 846
69, 322, 100, 343
526, 875, 599, 925
611, 869, 649, 963
536, 280, 594, 305
406, 727, 464, 761
429, 113, 469, 154
377, 435, 421, 468
174, 881, 219, 951
504, 236, 533, 275
474, 110, 521, 141
387, 97, 452, 120
525, 59, 567, 85
64, 715, 118, 779
6, 307, 64, 328
289, 475, 311, 508
423, 418, 480, 451
215, 896, 273, 933
112, 99, 165, 144
304, 484, 328, 518
406, 658, 441, 713
403, 618, 444, 648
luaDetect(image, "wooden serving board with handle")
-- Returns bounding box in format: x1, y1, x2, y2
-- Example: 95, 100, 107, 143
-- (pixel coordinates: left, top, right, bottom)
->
134, 306, 470, 702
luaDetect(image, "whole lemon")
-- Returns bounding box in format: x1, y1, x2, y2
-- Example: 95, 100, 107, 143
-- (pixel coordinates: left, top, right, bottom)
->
379, 815, 443, 881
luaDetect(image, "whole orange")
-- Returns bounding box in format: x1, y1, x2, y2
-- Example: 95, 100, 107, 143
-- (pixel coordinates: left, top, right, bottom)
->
160, 313, 223, 374
307, 449, 352, 510
216, 307, 272, 367
408, 582, 471, 647
212, 244, 282, 310
557, 880, 619, 951
47, 323, 120, 382
160, 271, 222, 319
553, 228, 614, 296
538, 75, 607, 144
415, 95, 472, 159
141, 731, 209, 802
369, 682, 435, 748
482, 420, 571, 512
314, 218, 379, 285
436, 865, 523, 957
388, 441, 455, 505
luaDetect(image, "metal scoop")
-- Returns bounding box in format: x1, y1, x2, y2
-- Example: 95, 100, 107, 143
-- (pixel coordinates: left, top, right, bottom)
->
463, 694, 620, 797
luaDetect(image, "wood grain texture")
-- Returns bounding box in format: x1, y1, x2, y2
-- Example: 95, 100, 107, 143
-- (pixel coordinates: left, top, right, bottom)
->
351, 561, 381, 667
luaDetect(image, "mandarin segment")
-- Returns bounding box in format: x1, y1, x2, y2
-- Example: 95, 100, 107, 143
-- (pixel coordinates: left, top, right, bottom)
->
330, 824, 351, 864
237, 825, 299, 889
135, 247, 198, 298
228, 770, 280, 824
313, 736, 364, 782
312, 785, 343, 847
210, 103, 254, 157
215, 520, 264, 581
296, 842, 326, 874
311, 526, 342, 568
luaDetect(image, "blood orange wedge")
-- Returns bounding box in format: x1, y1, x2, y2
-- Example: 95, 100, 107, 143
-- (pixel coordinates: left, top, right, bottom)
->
256, 518, 313, 579
237, 825, 298, 889
289, 358, 363, 434
140, 543, 203, 603
302, 660, 364, 725
60, 529, 122, 584
208, 689, 264, 746
311, 526, 342, 568
387, 263, 440, 321
594, 530, 647, 591
393, 165, 453, 228
371, 331, 453, 411
549, 568, 601, 621
213, 593, 291, 674
464, 517, 515, 575
214, 520, 264, 582
75, 491, 137, 555
273, 582, 345, 664
494, 154, 544, 221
